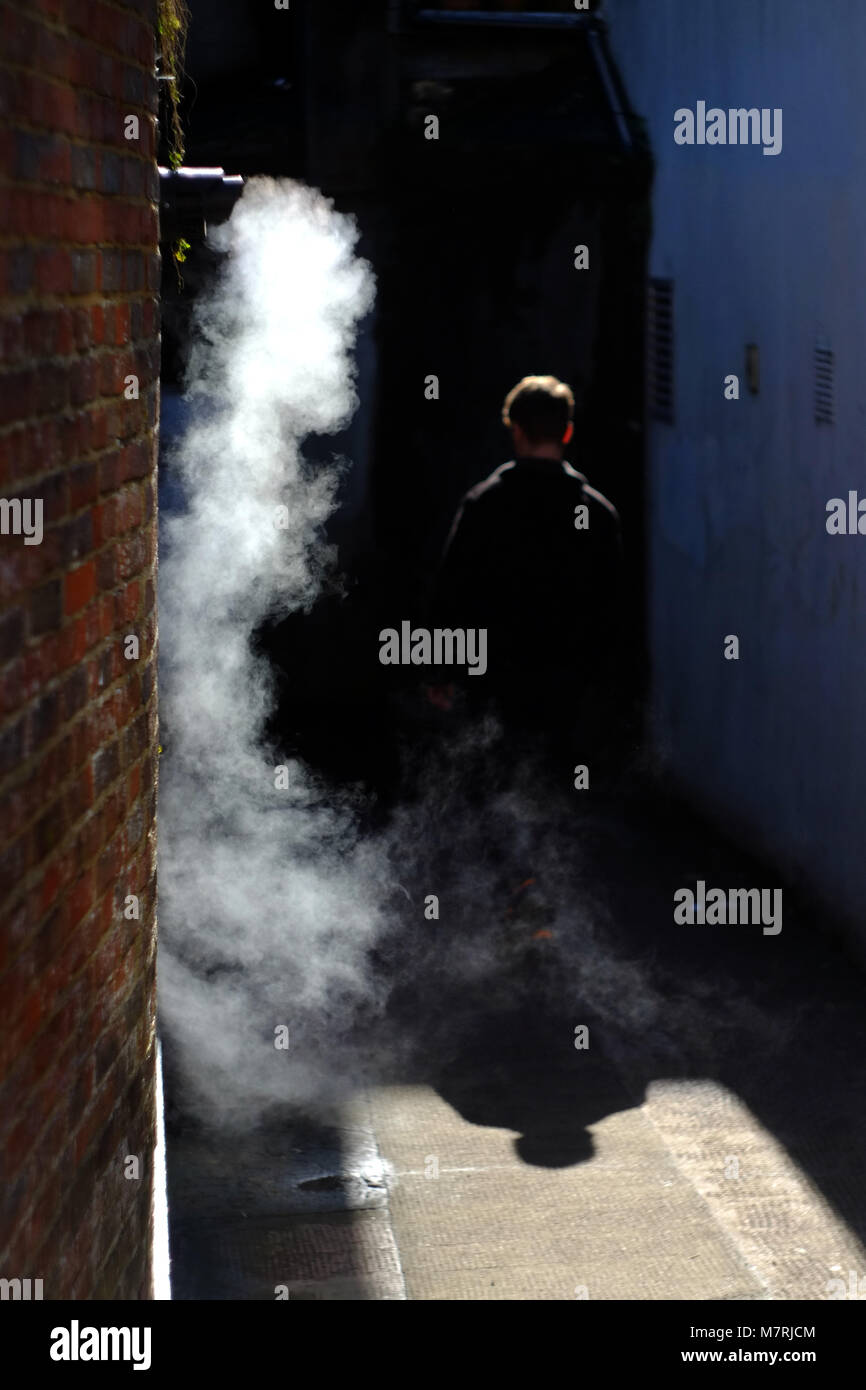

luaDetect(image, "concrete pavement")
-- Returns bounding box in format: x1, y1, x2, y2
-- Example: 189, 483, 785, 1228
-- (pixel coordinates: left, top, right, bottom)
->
165, 783, 866, 1300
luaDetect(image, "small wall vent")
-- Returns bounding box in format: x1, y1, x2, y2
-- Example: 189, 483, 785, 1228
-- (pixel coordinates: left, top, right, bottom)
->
815, 341, 834, 425
648, 277, 674, 425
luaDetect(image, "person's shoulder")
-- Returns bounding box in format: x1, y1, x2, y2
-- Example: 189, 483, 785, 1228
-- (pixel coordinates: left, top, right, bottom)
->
462, 461, 516, 506
563, 461, 620, 526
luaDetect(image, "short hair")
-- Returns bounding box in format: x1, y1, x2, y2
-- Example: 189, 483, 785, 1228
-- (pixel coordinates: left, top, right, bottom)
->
502, 375, 575, 444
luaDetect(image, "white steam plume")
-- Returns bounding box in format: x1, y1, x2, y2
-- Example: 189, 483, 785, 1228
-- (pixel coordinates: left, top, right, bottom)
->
158, 180, 382, 1128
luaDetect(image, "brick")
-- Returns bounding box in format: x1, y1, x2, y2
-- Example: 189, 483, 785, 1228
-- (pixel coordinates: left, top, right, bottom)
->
70, 307, 91, 350
114, 302, 131, 345
119, 439, 149, 483
100, 248, 124, 292
56, 415, 82, 468
140, 659, 154, 705
30, 578, 62, 635
0, 718, 25, 778
115, 530, 146, 582
70, 145, 98, 191
8, 248, 35, 296
30, 685, 63, 747
64, 865, 94, 929
72, 1071, 119, 1165
90, 304, 106, 345
0, 190, 28, 240
61, 665, 88, 720
68, 462, 98, 510
122, 712, 147, 766
68, 197, 105, 244
124, 801, 144, 853
126, 761, 141, 804
123, 250, 144, 291
69, 357, 99, 406
60, 512, 93, 567
0, 829, 27, 898
144, 163, 159, 202
96, 835, 123, 895
0, 607, 25, 662
120, 156, 145, 199
122, 66, 146, 107
1, 314, 24, 363
64, 560, 95, 614
32, 805, 64, 864
114, 577, 140, 626
0, 657, 25, 718
0, 545, 27, 601
98, 352, 127, 397
101, 151, 122, 195
35, 249, 72, 296
145, 251, 161, 291
57, 613, 88, 673
33, 363, 69, 415
70, 251, 98, 295
88, 405, 108, 451
92, 740, 120, 797
14, 131, 71, 185
37, 471, 70, 526
0, 370, 36, 425
96, 542, 115, 591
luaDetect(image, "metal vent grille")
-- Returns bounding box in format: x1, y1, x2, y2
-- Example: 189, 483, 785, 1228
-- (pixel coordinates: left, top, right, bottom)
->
815, 343, 834, 424
648, 278, 674, 424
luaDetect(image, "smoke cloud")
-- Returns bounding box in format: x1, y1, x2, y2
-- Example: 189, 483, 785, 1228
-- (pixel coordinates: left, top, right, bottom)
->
158, 179, 385, 1128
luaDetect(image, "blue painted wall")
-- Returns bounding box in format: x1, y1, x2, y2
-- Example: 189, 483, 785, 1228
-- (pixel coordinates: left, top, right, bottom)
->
606, 0, 866, 943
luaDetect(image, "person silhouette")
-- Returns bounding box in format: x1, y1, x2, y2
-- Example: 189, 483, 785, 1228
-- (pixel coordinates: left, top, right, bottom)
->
429, 374, 624, 757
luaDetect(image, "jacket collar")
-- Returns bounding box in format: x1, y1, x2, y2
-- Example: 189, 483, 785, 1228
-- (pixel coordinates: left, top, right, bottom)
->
510, 456, 587, 483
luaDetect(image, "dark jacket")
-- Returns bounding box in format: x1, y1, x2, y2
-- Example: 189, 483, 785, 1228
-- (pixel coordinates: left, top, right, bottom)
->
430, 456, 623, 718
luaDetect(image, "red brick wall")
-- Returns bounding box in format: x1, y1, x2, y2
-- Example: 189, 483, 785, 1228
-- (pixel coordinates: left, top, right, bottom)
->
0, 0, 159, 1300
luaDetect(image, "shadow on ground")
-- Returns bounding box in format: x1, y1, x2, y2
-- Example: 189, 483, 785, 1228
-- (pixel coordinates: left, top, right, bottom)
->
164, 711, 866, 1298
